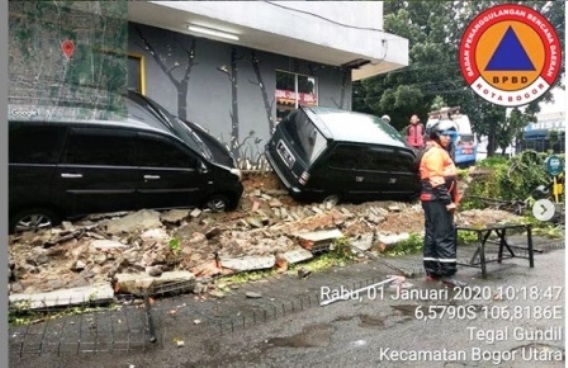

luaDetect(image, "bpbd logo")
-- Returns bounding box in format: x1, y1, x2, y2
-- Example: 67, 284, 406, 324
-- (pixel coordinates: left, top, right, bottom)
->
459, 4, 561, 107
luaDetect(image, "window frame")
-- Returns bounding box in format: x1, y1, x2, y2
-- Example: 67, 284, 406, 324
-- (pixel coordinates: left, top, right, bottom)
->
128, 53, 147, 95
136, 131, 199, 170
9, 122, 68, 165
276, 70, 318, 121
327, 144, 365, 171
365, 146, 395, 172
61, 127, 138, 167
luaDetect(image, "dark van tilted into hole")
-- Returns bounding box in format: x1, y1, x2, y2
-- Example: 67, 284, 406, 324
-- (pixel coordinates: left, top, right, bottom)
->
265, 107, 420, 204
8, 91, 243, 233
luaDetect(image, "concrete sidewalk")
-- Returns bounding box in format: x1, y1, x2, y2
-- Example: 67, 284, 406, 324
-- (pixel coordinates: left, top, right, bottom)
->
9, 236, 565, 367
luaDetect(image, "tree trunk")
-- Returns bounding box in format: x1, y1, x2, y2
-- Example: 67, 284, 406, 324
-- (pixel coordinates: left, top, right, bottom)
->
339, 68, 348, 109
178, 81, 188, 120
251, 51, 274, 134
230, 48, 240, 159
487, 122, 497, 157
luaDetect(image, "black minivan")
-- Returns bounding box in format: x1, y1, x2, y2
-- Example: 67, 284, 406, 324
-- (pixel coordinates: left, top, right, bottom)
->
265, 106, 420, 204
9, 92, 243, 232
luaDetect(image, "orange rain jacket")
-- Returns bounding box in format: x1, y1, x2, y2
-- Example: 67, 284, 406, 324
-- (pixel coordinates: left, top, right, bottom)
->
418, 141, 460, 205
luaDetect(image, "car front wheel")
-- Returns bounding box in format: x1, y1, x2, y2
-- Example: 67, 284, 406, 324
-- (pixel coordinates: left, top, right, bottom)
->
205, 195, 231, 213
10, 208, 60, 233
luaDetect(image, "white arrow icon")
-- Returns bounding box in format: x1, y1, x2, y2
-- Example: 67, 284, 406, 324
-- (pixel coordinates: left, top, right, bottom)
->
532, 199, 555, 221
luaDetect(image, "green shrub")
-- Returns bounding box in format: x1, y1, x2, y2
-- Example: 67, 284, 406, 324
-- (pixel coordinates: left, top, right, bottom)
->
462, 150, 551, 208
477, 156, 509, 168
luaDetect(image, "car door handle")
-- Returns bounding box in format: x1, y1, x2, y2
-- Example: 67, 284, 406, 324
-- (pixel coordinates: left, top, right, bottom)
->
61, 173, 83, 179
355, 176, 364, 182
144, 175, 161, 180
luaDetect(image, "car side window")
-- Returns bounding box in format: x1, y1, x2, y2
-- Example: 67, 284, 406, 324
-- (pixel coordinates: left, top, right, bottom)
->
391, 150, 417, 173
9, 123, 67, 164
328, 145, 364, 169
62, 127, 136, 166
137, 133, 197, 168
363, 147, 394, 172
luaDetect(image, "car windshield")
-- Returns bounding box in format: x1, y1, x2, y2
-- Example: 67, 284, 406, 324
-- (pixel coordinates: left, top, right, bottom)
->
459, 133, 475, 143
281, 110, 327, 163
127, 92, 212, 159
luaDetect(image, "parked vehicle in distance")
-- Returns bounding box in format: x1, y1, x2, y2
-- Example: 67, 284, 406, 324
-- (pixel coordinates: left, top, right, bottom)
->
426, 106, 478, 168
265, 106, 420, 204
8, 91, 243, 233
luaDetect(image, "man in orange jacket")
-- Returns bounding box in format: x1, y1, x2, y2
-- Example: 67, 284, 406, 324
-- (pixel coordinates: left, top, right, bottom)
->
419, 120, 467, 287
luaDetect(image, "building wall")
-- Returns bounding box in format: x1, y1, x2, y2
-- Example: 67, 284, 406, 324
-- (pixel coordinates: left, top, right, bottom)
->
129, 22, 352, 168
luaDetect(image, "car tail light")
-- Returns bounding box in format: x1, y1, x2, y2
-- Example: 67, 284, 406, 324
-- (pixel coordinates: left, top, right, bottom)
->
299, 171, 310, 185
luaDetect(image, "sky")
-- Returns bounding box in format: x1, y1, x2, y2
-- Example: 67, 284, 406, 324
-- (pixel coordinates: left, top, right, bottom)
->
539, 86, 566, 114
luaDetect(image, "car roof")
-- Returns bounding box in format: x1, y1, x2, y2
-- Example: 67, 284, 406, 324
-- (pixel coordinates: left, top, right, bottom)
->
8, 95, 174, 137
303, 106, 410, 149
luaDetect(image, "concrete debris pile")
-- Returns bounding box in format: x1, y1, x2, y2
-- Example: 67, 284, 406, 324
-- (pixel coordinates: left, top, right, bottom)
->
8, 174, 523, 305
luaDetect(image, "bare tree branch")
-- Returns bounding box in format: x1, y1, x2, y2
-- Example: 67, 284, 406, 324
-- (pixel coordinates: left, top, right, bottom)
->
167, 64, 180, 74
235, 135, 254, 151
248, 79, 261, 86
250, 50, 274, 133
182, 39, 197, 81
135, 26, 179, 88
331, 97, 341, 109
217, 66, 232, 82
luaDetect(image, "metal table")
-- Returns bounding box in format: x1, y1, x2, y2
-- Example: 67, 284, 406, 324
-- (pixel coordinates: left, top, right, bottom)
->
455, 224, 534, 278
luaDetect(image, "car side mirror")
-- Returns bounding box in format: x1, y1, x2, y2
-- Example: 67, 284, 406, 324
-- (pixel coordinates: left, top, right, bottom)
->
198, 161, 209, 174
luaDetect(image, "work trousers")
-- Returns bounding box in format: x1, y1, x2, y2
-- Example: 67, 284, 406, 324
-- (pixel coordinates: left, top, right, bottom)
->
422, 200, 457, 278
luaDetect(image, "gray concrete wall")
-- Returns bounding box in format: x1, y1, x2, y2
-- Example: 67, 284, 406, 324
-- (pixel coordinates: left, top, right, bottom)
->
129, 23, 352, 167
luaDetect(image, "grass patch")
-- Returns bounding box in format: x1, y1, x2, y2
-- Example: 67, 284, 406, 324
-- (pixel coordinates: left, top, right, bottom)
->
383, 233, 423, 256
381, 230, 480, 256
289, 252, 355, 273
9, 303, 120, 327
221, 237, 357, 286
221, 269, 276, 286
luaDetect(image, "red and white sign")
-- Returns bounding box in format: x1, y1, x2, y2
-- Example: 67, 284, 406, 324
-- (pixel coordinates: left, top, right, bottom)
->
276, 89, 317, 106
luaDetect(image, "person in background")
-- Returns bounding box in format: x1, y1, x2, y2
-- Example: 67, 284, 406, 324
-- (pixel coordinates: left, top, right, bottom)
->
406, 114, 425, 150
418, 120, 466, 288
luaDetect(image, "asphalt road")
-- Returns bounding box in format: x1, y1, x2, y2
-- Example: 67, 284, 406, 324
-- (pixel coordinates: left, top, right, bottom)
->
11, 248, 565, 368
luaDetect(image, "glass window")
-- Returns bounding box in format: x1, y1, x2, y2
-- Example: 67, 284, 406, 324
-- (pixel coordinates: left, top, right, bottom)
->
390, 150, 417, 173
282, 110, 327, 163
298, 75, 316, 94
276, 72, 295, 92
138, 134, 197, 168
63, 128, 136, 166
128, 55, 144, 94
9, 124, 67, 164
365, 147, 395, 172
328, 145, 364, 169
276, 71, 318, 123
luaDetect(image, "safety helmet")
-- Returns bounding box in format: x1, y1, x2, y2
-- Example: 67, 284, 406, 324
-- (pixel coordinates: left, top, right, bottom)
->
429, 119, 457, 140
381, 115, 391, 123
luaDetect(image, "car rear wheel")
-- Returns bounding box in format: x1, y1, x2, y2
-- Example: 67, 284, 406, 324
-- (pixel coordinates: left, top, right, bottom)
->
205, 195, 231, 213
322, 194, 340, 206
406, 192, 420, 203
11, 208, 60, 233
